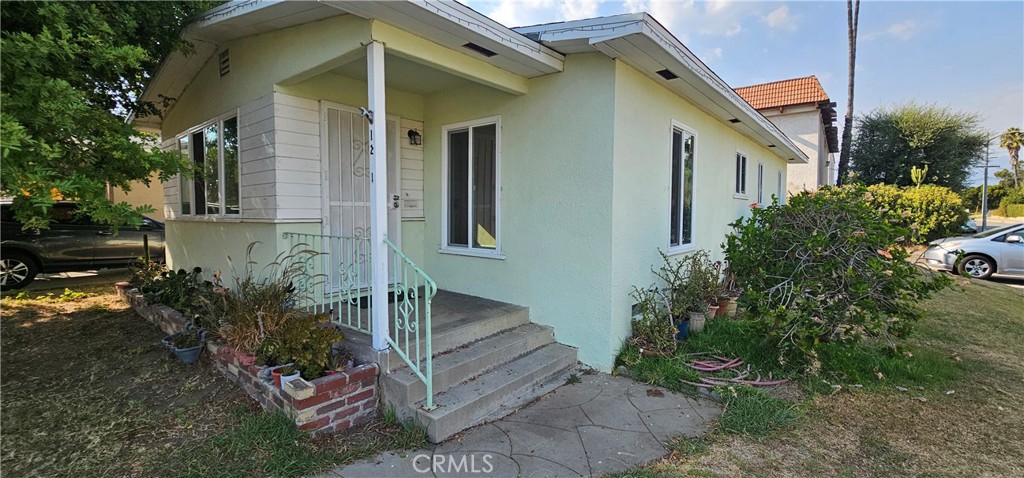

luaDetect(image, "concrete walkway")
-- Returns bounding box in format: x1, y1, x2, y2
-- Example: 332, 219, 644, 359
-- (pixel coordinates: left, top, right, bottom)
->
320, 373, 721, 478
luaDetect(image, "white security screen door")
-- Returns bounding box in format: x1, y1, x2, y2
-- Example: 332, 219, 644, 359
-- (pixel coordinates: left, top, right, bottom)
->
322, 103, 400, 287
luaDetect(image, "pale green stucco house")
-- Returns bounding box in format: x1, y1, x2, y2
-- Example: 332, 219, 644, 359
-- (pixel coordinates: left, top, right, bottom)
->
139, 0, 807, 440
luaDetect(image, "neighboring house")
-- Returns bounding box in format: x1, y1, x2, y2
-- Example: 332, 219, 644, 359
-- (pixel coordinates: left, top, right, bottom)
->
108, 174, 165, 221
735, 76, 838, 194
137, 0, 807, 441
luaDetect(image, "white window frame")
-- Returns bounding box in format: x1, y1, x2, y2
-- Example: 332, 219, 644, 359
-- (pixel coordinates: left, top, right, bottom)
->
757, 162, 765, 204
777, 170, 784, 204
734, 151, 748, 199
440, 115, 503, 259
176, 110, 241, 218
667, 120, 698, 255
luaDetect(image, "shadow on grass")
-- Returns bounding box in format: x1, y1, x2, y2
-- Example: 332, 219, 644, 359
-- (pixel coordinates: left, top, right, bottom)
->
0, 287, 426, 478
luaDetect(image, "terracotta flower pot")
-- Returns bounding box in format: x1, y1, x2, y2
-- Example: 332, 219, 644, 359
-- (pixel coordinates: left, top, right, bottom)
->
707, 305, 720, 318
724, 298, 739, 318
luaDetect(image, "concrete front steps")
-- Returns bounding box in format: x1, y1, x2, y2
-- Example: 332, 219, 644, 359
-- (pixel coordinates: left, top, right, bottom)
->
379, 291, 577, 443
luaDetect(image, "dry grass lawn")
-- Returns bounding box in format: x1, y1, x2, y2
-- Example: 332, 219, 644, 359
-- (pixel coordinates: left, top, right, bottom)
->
624, 278, 1024, 478
0, 284, 425, 478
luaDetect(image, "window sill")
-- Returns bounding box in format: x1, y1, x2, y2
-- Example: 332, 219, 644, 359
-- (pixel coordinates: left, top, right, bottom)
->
665, 244, 697, 256
733, 194, 749, 200
438, 248, 506, 260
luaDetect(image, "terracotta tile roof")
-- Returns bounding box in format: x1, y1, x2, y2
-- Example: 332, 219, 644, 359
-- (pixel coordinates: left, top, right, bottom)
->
734, 76, 830, 110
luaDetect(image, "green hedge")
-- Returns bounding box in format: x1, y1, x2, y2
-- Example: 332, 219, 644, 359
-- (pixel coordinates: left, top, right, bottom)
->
867, 184, 967, 243
1001, 202, 1024, 217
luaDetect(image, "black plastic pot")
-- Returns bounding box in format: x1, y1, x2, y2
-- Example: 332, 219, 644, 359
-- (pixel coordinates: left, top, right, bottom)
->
173, 344, 204, 364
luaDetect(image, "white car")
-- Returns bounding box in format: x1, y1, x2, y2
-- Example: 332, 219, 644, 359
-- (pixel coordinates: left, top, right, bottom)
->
922, 223, 1024, 279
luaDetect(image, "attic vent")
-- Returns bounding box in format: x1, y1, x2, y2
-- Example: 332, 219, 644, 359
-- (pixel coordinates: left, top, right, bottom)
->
728, 118, 741, 124
218, 49, 230, 77
656, 69, 678, 80
462, 42, 497, 58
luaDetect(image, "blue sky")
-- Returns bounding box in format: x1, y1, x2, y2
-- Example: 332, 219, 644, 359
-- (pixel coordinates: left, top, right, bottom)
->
464, 0, 1024, 185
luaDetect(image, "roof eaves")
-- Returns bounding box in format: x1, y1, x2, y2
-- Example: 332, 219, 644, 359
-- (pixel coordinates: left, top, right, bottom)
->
634, 16, 808, 163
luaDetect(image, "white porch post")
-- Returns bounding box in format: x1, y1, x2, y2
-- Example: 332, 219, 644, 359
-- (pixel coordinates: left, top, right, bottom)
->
367, 41, 390, 351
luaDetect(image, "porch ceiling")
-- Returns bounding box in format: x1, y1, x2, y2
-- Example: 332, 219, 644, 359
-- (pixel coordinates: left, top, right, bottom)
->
330, 54, 471, 95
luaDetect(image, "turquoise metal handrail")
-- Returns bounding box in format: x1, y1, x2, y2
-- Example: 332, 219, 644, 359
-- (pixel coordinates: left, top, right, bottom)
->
282, 232, 436, 410
282, 232, 374, 335
383, 237, 437, 410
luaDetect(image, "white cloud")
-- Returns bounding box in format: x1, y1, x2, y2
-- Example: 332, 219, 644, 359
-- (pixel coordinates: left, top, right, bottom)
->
702, 47, 724, 63
621, 1, 757, 40
482, 0, 558, 28
623, 0, 648, 14
706, 1, 734, 15
560, 0, 601, 20
864, 20, 921, 41
763, 5, 798, 32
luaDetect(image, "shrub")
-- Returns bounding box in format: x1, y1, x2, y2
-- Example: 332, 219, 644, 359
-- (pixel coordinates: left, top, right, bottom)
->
650, 249, 722, 317
867, 183, 967, 243
142, 267, 213, 320
277, 314, 345, 379
724, 186, 950, 363
626, 287, 677, 356
995, 188, 1024, 216
203, 243, 324, 353
128, 258, 166, 290
1005, 203, 1024, 217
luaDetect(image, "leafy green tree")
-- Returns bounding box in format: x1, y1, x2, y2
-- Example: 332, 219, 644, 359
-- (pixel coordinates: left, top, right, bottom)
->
849, 102, 987, 191
1000, 127, 1022, 187
1, 1, 218, 230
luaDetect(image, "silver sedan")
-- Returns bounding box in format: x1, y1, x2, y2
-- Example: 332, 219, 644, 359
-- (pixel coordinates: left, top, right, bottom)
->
922, 223, 1024, 279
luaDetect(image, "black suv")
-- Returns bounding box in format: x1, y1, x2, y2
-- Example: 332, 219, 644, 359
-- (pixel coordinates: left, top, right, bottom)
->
1, 201, 165, 290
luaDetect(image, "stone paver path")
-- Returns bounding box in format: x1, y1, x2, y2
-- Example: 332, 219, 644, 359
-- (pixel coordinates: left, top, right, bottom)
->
320, 373, 721, 478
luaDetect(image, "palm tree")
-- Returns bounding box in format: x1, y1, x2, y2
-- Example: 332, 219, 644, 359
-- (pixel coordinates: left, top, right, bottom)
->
836, 0, 861, 186
1000, 127, 1022, 187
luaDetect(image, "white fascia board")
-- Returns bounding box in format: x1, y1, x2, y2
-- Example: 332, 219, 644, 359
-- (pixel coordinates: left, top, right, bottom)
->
517, 13, 808, 163
324, 0, 564, 75
413, 0, 564, 71
634, 18, 807, 163
515, 12, 646, 38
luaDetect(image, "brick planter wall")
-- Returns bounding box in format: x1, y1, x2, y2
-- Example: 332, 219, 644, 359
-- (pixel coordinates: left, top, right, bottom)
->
115, 282, 378, 434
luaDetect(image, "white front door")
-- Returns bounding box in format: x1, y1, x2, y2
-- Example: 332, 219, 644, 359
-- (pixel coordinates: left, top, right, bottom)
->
321, 102, 400, 286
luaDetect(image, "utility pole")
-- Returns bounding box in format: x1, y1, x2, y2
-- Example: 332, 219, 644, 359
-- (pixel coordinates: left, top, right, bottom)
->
980, 133, 1003, 231
982, 141, 991, 231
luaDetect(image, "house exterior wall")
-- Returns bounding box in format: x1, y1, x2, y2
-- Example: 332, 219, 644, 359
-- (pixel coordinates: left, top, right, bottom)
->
160, 15, 372, 136
760, 107, 828, 194
420, 53, 617, 369
609, 61, 789, 365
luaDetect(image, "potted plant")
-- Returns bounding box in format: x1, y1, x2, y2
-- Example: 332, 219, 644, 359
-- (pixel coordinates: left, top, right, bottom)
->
678, 251, 721, 332
163, 324, 207, 364
270, 364, 295, 388
278, 365, 301, 389
719, 265, 742, 318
